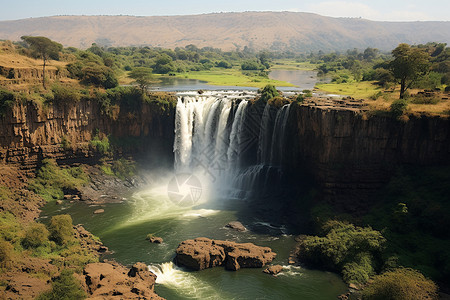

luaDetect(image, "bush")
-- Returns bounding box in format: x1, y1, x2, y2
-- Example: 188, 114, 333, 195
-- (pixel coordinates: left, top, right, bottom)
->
0, 88, 17, 117
49, 85, 81, 109
89, 134, 110, 155
22, 223, 49, 248
298, 220, 385, 284
37, 269, 86, 300
342, 252, 374, 283
0, 240, 14, 268
362, 268, 438, 300
259, 84, 279, 102
241, 60, 265, 70
47, 215, 74, 246
390, 99, 408, 118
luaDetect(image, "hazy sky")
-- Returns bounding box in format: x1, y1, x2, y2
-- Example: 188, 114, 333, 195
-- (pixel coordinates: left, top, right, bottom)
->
1, 0, 449, 22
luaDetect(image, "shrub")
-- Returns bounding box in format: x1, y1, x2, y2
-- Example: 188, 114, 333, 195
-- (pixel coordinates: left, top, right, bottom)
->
259, 84, 279, 102
390, 99, 408, 118
89, 134, 110, 155
50, 85, 81, 109
37, 269, 86, 300
342, 252, 374, 283
22, 223, 49, 248
0, 240, 14, 268
47, 215, 74, 246
362, 268, 438, 300
0, 88, 17, 117
298, 220, 385, 284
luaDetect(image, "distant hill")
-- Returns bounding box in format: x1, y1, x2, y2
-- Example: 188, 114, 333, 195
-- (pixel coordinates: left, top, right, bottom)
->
0, 12, 449, 52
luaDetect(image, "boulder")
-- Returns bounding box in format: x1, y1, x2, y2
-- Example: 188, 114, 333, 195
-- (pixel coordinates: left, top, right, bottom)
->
147, 236, 163, 244
83, 262, 164, 299
263, 265, 283, 275
93, 209, 104, 214
225, 221, 246, 232
175, 237, 276, 271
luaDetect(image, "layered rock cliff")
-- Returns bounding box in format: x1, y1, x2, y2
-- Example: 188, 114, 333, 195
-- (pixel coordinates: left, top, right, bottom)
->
286, 103, 450, 210
0, 99, 175, 171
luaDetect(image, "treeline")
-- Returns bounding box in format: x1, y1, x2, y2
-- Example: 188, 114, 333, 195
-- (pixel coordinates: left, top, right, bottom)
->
305, 42, 450, 91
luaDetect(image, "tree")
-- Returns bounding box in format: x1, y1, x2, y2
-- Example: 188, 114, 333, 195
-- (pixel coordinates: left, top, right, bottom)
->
390, 43, 430, 99
21, 36, 62, 89
128, 67, 153, 93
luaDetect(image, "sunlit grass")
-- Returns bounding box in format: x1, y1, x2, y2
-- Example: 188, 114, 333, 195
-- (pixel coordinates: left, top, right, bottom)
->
176, 68, 295, 88
315, 81, 381, 98
271, 60, 317, 71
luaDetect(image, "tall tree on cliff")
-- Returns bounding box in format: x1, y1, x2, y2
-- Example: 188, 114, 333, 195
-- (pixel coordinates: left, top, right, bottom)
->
390, 43, 430, 99
21, 36, 62, 89
128, 67, 153, 93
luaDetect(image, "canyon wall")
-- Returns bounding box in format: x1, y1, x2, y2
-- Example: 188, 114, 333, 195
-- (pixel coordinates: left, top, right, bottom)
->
286, 103, 450, 210
0, 99, 175, 172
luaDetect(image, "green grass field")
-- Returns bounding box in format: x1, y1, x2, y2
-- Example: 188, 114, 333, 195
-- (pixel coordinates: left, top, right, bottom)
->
315, 81, 381, 98
271, 60, 317, 71
175, 68, 295, 88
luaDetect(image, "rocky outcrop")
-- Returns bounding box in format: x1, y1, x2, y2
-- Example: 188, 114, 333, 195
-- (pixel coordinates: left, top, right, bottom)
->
83, 261, 163, 299
0, 98, 175, 172
175, 237, 276, 271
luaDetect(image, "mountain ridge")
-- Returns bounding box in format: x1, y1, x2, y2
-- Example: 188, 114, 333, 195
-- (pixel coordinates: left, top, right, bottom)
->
0, 12, 449, 52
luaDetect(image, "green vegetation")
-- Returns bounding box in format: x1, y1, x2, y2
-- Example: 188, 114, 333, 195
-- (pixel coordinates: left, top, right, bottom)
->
100, 158, 136, 180
175, 68, 293, 88
0, 240, 14, 268
20, 36, 63, 88
0, 88, 18, 117
128, 67, 153, 92
48, 215, 74, 246
29, 159, 88, 202
89, 133, 110, 155
298, 220, 385, 284
22, 223, 49, 249
37, 269, 86, 300
390, 99, 408, 118
362, 268, 438, 300
391, 44, 431, 99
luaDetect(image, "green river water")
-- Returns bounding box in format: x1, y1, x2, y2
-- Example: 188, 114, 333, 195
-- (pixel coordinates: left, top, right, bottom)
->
41, 174, 347, 300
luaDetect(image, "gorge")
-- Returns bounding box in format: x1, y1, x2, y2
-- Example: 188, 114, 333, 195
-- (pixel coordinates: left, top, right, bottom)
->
1, 88, 449, 298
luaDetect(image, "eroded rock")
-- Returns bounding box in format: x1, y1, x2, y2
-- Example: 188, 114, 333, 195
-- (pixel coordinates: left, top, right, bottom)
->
225, 221, 246, 232
175, 237, 276, 271
263, 265, 283, 275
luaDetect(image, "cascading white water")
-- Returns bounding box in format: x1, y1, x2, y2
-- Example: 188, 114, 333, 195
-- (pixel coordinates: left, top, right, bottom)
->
270, 104, 291, 165
173, 91, 292, 199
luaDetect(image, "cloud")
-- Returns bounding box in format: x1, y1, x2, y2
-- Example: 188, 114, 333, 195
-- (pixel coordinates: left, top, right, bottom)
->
306, 1, 432, 21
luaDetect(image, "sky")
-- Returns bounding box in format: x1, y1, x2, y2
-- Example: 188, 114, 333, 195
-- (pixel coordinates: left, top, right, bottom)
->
0, 0, 449, 22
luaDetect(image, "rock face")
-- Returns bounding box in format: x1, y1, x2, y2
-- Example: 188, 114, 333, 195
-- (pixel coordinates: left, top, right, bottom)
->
225, 221, 246, 232
83, 261, 164, 299
263, 265, 283, 275
286, 103, 450, 210
175, 237, 276, 271
0, 98, 175, 172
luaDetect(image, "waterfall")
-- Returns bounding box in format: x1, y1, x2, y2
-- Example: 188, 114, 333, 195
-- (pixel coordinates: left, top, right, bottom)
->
270, 104, 291, 165
173, 91, 291, 199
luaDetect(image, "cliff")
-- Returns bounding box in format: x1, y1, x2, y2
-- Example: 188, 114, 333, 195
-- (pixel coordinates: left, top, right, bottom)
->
287, 103, 450, 210
0, 99, 175, 171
